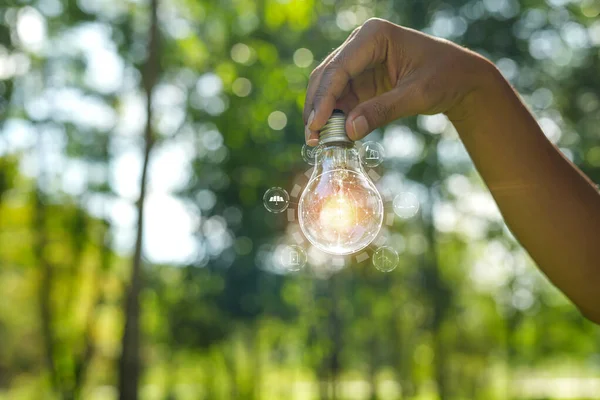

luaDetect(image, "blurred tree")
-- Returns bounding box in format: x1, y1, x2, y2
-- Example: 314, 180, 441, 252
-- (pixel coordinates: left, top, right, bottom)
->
117, 0, 160, 398
0, 0, 599, 399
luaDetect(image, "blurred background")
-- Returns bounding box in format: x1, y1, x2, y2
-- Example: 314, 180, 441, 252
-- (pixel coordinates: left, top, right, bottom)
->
1, 0, 600, 399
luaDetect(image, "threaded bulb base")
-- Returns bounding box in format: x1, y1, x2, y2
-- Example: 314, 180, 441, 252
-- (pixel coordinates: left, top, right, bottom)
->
319, 109, 352, 145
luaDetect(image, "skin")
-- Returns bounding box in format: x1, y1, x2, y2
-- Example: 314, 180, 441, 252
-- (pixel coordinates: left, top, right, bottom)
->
303, 18, 600, 324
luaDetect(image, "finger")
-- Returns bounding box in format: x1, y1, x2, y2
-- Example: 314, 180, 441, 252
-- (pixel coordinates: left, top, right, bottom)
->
305, 126, 319, 147
336, 68, 387, 114
309, 19, 390, 131
303, 29, 362, 145
303, 59, 332, 125
345, 81, 423, 140
303, 27, 361, 124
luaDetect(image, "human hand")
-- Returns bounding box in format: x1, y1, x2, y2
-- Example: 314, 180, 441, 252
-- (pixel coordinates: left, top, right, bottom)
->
303, 18, 494, 145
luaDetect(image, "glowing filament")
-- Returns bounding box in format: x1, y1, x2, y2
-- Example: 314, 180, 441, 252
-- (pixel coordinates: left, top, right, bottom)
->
319, 194, 357, 235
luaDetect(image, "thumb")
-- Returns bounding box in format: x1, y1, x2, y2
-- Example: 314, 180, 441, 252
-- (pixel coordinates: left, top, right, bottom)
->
346, 84, 421, 140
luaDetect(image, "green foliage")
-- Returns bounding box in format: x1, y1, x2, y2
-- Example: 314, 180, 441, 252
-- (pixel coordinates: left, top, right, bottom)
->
0, 0, 599, 399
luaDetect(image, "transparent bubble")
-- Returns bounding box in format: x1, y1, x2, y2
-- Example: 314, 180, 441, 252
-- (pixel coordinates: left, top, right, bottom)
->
280, 245, 307, 271
393, 192, 420, 219
263, 187, 290, 213
360, 141, 385, 167
373, 246, 399, 272
301, 144, 322, 165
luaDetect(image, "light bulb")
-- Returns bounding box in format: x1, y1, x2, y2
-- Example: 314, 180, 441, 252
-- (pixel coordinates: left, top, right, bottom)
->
299, 110, 384, 255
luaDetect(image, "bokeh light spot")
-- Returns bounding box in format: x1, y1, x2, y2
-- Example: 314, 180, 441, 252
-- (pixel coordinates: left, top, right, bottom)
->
268, 110, 287, 130
586, 146, 600, 167
232, 77, 252, 97
293, 48, 313, 68
196, 73, 223, 97
230, 43, 255, 64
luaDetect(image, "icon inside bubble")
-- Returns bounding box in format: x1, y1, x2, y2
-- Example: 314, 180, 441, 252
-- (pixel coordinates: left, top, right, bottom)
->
280, 245, 307, 271
301, 144, 322, 165
263, 187, 290, 213
393, 192, 419, 219
360, 141, 384, 167
373, 246, 399, 272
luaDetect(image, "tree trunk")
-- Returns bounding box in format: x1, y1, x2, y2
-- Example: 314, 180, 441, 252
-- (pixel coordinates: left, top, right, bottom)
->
117, 0, 159, 398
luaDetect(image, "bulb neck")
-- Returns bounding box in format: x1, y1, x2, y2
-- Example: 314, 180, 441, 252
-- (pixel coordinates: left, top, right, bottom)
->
315, 142, 362, 174
319, 109, 352, 145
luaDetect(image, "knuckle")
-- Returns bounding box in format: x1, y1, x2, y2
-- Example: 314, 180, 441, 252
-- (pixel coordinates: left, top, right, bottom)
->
362, 17, 387, 32
321, 65, 339, 83
327, 54, 344, 71
363, 17, 382, 28
359, 18, 390, 53
324, 54, 350, 81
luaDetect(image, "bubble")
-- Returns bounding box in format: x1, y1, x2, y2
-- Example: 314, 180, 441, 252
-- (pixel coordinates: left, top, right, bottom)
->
268, 110, 287, 130
280, 245, 307, 271
393, 192, 420, 219
263, 187, 290, 213
301, 144, 322, 165
373, 246, 399, 272
360, 141, 385, 167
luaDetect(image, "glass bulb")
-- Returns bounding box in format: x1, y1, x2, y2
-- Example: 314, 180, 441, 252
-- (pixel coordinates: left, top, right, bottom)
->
299, 111, 384, 255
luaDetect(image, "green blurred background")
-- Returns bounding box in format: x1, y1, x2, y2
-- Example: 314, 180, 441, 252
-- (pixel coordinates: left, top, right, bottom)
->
1, 0, 600, 399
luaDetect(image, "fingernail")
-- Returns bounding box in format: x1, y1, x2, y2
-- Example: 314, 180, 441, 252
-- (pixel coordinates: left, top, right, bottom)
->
307, 136, 319, 147
306, 125, 319, 146
352, 115, 368, 138
307, 110, 315, 128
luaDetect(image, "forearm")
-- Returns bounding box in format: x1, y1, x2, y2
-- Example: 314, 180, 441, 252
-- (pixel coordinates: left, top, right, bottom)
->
450, 60, 600, 322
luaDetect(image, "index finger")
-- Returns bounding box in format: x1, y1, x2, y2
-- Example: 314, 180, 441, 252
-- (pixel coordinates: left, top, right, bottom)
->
303, 27, 361, 125
308, 18, 390, 131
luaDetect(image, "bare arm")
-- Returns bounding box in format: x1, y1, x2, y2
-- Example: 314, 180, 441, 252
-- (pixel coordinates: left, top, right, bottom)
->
452, 63, 600, 322
303, 18, 600, 323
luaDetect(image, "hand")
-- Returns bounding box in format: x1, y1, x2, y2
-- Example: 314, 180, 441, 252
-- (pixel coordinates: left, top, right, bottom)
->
304, 19, 600, 324
303, 18, 492, 145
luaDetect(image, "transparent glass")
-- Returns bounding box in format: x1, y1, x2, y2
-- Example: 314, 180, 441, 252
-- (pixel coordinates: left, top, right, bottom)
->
298, 142, 384, 255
